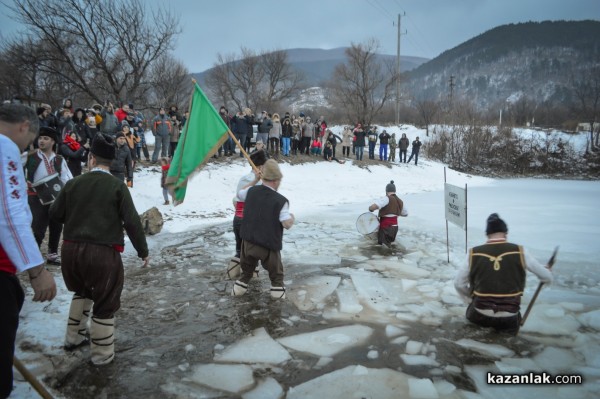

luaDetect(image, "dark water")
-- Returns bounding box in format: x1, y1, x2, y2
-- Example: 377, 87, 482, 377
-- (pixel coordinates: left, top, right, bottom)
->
47, 223, 547, 398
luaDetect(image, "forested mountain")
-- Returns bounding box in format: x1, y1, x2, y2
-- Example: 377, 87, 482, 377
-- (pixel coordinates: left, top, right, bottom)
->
402, 20, 600, 109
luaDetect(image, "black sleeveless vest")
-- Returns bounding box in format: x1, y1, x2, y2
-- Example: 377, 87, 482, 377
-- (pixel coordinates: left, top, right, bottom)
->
240, 185, 288, 251
469, 242, 526, 297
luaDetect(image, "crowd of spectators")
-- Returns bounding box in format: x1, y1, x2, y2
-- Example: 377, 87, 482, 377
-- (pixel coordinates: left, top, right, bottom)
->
18, 97, 425, 181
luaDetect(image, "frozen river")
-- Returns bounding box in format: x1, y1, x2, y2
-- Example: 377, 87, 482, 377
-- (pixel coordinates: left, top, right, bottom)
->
14, 173, 600, 398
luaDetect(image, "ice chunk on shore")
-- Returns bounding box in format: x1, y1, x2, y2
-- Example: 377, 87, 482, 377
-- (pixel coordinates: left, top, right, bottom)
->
242, 377, 283, 399
216, 327, 291, 364
408, 377, 439, 399
519, 304, 580, 335
278, 325, 373, 357
336, 281, 364, 314
495, 357, 540, 373
578, 309, 600, 331
405, 340, 424, 355
454, 339, 515, 358
190, 364, 254, 393
287, 365, 410, 399
402, 279, 418, 291
385, 324, 405, 338
314, 357, 333, 369
400, 354, 440, 367
288, 276, 341, 311
533, 347, 580, 374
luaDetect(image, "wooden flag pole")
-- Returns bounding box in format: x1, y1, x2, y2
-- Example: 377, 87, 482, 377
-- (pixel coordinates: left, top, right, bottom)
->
226, 129, 259, 172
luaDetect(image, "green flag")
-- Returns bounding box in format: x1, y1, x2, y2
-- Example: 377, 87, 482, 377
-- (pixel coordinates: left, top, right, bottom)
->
166, 82, 229, 203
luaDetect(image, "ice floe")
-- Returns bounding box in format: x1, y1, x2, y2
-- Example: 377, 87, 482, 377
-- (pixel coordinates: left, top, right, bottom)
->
215, 327, 291, 364
278, 325, 374, 357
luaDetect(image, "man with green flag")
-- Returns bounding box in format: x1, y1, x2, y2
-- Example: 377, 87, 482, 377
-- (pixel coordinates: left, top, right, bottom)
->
166, 82, 230, 203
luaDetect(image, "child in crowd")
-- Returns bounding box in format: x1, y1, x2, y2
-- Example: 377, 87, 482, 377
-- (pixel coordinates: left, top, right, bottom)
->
160, 157, 172, 205
324, 141, 346, 164
310, 138, 322, 156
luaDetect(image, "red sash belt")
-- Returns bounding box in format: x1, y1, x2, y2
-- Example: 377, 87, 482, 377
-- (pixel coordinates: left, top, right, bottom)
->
380, 216, 398, 229
235, 201, 245, 218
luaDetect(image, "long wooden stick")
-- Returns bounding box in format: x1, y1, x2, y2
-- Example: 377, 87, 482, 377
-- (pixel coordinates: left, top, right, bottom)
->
13, 356, 54, 399
520, 246, 559, 326
226, 129, 258, 172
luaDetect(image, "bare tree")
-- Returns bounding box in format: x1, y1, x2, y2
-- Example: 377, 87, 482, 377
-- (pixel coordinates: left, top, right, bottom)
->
571, 66, 600, 151
6, 0, 180, 107
413, 99, 440, 136
329, 39, 397, 126
0, 37, 39, 102
205, 47, 302, 113
147, 54, 190, 110
206, 48, 263, 113
205, 53, 238, 110
259, 50, 303, 110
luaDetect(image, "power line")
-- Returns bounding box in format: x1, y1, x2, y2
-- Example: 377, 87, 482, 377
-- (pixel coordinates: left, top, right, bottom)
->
404, 14, 437, 57
372, 0, 393, 17
365, 0, 394, 23
392, 0, 405, 13
388, 1, 437, 58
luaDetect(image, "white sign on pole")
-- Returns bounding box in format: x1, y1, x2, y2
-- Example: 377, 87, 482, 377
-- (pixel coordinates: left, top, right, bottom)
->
445, 183, 466, 229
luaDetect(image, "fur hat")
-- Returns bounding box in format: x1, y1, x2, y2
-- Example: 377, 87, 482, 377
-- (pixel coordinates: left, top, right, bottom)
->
115, 132, 125, 138
261, 159, 282, 181
121, 120, 130, 128
385, 180, 396, 193
91, 133, 116, 160
249, 149, 267, 167
485, 213, 508, 235
38, 127, 58, 142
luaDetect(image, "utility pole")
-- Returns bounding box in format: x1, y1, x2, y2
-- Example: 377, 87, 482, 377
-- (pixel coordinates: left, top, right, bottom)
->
395, 13, 406, 126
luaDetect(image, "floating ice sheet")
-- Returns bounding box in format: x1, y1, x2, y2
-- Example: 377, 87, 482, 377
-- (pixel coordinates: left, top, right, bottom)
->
408, 377, 439, 399
216, 327, 291, 365
287, 365, 410, 399
241, 377, 283, 399
578, 309, 600, 331
288, 276, 341, 311
454, 339, 515, 358
533, 346, 581, 374
336, 280, 364, 314
278, 325, 374, 357
190, 364, 254, 393
520, 304, 580, 335
400, 354, 440, 367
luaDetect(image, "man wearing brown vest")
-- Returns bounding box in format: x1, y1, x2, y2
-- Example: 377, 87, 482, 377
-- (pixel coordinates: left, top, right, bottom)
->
368, 180, 408, 247
232, 160, 294, 299
454, 213, 553, 335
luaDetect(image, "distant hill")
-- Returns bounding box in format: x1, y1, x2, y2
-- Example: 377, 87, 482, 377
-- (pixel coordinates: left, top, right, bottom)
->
194, 21, 600, 117
193, 47, 429, 87
403, 20, 600, 108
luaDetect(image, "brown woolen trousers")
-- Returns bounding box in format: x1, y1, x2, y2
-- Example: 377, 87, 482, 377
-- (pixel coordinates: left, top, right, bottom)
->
240, 240, 284, 287
61, 241, 124, 319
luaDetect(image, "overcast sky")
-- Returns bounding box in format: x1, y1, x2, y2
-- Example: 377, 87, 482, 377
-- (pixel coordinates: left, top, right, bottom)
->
1, 0, 599, 73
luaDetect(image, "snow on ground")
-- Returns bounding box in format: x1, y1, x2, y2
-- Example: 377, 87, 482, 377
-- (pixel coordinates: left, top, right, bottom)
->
13, 125, 600, 398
